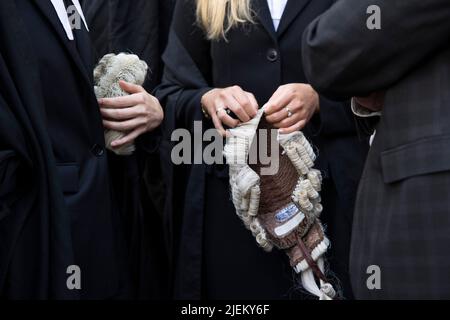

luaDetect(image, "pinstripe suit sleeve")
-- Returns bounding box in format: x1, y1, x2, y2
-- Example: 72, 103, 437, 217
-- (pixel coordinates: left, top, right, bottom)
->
302, 0, 450, 99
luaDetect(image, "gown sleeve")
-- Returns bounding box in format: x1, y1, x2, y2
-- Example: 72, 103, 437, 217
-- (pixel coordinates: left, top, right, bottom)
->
154, 0, 214, 132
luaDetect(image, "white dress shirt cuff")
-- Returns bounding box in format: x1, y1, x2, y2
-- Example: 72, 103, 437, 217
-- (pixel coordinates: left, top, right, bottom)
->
351, 98, 382, 118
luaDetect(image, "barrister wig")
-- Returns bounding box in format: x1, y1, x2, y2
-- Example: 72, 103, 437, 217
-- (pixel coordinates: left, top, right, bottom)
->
224, 108, 336, 300
94, 53, 148, 155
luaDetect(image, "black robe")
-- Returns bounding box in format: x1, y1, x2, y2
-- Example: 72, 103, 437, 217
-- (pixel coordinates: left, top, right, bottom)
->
81, 0, 176, 299
82, 0, 176, 91
1, 0, 143, 299
155, 0, 369, 299
0, 1, 85, 299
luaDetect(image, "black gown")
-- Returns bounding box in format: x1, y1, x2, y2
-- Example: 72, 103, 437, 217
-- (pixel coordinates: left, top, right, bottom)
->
203, 170, 299, 299
82, 0, 176, 299
155, 0, 369, 300
0, 0, 131, 299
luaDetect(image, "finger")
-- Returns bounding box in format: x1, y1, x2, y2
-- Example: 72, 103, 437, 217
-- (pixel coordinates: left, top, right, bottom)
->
211, 113, 227, 137
246, 92, 259, 115
111, 126, 146, 148
274, 112, 302, 129
213, 99, 239, 129
218, 109, 240, 128
232, 87, 257, 118
119, 80, 145, 94
266, 99, 302, 124
263, 86, 285, 115
266, 108, 289, 124
100, 105, 145, 121
224, 94, 250, 122
264, 87, 293, 115
103, 118, 147, 131
99, 93, 144, 108
279, 120, 307, 134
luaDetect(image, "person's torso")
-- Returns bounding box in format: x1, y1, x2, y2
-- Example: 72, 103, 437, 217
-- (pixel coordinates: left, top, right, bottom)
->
15, 0, 124, 298
210, 0, 334, 105
206, 0, 348, 177
17, 0, 105, 163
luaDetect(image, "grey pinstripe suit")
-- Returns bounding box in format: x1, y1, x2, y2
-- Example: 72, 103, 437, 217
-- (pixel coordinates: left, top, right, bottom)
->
302, 0, 450, 299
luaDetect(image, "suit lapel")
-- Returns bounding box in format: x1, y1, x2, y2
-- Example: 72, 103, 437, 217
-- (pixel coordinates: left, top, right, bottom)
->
254, 0, 277, 42
33, 0, 92, 85
276, 0, 312, 37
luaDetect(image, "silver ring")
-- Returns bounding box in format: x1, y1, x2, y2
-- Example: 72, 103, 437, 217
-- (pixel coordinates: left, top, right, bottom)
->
216, 107, 226, 115
286, 107, 293, 118
216, 107, 230, 116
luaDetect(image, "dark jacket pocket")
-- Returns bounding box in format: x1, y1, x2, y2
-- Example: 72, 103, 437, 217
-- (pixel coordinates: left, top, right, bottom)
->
56, 163, 80, 194
381, 135, 450, 184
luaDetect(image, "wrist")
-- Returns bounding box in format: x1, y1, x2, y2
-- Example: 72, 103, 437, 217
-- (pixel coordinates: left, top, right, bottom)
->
312, 86, 320, 113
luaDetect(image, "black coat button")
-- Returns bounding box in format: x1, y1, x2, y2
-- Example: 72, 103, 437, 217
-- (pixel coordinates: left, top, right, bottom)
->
267, 48, 278, 62
91, 144, 105, 157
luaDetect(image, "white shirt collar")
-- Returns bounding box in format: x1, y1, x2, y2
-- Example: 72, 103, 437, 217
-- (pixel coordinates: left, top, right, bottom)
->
267, 0, 289, 31
50, 0, 89, 41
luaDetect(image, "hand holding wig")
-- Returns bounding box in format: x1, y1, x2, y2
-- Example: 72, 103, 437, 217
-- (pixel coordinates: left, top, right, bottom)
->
94, 53, 148, 155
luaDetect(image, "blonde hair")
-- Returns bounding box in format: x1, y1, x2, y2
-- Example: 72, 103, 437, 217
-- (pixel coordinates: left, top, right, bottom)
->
196, 0, 254, 40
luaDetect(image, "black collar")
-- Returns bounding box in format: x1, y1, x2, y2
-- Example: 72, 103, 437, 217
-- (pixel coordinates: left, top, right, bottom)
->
32, 0, 92, 85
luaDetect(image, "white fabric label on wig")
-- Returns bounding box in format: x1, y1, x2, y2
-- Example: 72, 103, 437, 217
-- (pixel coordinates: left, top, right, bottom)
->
275, 203, 298, 222
274, 212, 305, 237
